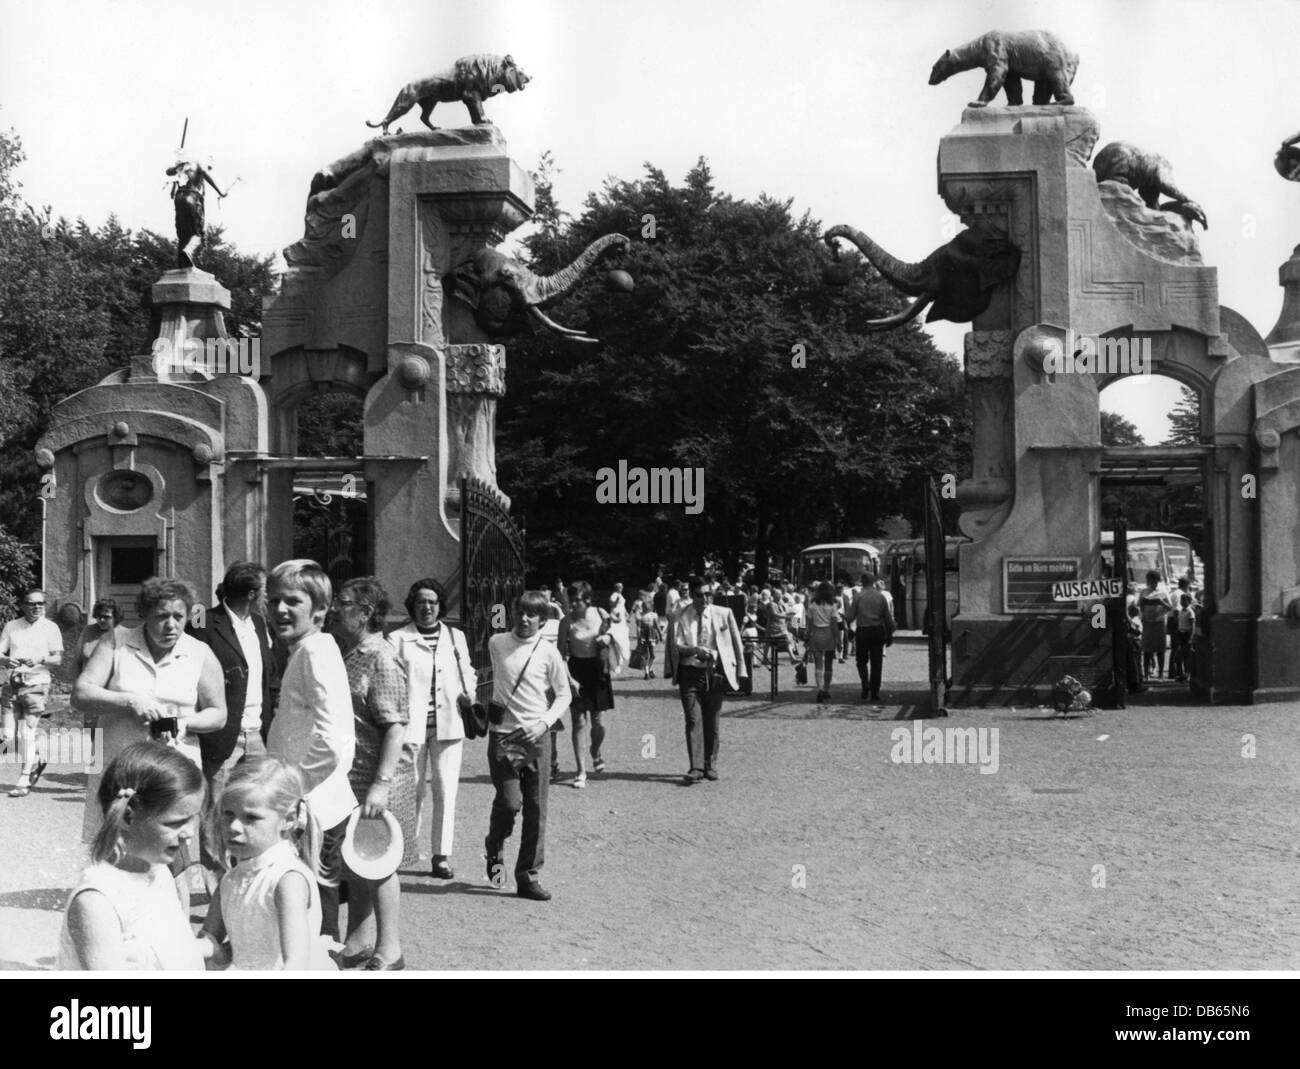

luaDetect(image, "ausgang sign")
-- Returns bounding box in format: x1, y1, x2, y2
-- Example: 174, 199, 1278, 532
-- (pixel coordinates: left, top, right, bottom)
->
1052, 578, 1127, 602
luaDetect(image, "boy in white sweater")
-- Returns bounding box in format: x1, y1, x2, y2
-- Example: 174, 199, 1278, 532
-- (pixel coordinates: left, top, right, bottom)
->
485, 591, 572, 901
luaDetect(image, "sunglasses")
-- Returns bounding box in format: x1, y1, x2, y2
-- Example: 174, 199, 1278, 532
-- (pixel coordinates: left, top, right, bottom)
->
332, 597, 371, 611
24, 602, 45, 608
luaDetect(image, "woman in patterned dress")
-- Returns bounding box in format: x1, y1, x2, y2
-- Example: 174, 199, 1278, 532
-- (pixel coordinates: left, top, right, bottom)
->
330, 577, 413, 971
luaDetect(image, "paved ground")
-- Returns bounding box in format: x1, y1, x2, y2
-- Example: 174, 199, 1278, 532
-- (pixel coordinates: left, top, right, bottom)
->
2, 636, 1297, 971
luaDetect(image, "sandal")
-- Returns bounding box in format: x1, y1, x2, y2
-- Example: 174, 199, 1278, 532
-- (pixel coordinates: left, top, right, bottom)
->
8, 777, 30, 798
28, 760, 47, 788
331, 945, 376, 970
592, 758, 606, 774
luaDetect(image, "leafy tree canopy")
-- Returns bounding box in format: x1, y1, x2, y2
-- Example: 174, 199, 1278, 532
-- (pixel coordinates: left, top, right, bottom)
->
499, 156, 972, 585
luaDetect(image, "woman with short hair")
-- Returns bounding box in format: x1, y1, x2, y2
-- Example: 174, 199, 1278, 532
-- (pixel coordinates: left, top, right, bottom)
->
74, 578, 227, 904
332, 576, 413, 971
388, 578, 475, 881
556, 581, 614, 788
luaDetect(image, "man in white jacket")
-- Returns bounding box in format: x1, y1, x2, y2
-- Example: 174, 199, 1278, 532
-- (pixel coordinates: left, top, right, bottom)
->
665, 577, 747, 784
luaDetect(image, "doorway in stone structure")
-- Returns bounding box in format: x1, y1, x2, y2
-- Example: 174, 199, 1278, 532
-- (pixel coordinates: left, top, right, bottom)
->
1099, 378, 1209, 700
291, 392, 370, 589
94, 536, 157, 626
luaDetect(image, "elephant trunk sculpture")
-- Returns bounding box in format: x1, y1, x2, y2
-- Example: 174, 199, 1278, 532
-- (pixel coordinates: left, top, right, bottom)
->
822, 224, 1021, 331
446, 233, 632, 344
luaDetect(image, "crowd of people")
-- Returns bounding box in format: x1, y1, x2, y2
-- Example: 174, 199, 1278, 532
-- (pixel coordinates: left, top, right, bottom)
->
5, 560, 578, 972
0, 559, 907, 972
1124, 570, 1204, 692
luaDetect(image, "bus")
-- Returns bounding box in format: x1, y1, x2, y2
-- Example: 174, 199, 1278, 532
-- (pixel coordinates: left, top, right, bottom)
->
796, 542, 883, 589
1100, 531, 1198, 585
879, 537, 966, 631
802, 530, 1198, 633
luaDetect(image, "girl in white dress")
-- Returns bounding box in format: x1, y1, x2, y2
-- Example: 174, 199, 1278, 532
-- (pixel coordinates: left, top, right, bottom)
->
199, 756, 335, 970
58, 741, 207, 970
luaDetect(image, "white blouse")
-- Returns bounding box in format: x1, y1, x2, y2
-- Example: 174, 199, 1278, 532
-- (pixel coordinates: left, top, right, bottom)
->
57, 861, 204, 971
218, 840, 334, 971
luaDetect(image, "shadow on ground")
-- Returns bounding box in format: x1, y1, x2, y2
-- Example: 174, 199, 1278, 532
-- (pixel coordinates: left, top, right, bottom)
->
0, 887, 69, 911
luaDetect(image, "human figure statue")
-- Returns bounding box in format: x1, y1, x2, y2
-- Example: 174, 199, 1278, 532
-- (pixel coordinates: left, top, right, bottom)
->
166, 158, 226, 268
1276, 130, 1300, 182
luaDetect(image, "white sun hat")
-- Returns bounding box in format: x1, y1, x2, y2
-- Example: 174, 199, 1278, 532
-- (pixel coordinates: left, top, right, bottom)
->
340, 806, 405, 881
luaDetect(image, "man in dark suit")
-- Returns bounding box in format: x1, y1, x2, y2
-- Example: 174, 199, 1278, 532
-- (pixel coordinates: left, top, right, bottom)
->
189, 561, 287, 872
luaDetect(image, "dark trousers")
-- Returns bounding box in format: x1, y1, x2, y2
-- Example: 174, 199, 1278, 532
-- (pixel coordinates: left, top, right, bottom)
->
486, 729, 550, 883
677, 666, 722, 773
318, 816, 349, 940
855, 625, 887, 699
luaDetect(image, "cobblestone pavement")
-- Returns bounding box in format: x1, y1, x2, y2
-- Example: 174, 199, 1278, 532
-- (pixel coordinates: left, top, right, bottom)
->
2, 637, 1296, 971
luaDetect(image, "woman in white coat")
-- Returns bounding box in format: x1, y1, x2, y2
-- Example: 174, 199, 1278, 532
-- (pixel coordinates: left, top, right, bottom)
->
388, 579, 476, 880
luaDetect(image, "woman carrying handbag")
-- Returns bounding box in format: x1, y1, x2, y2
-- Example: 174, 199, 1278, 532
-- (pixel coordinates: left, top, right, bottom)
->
388, 578, 476, 880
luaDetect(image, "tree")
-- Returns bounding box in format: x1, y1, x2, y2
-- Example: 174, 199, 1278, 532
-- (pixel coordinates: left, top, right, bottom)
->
496, 157, 972, 585
1163, 385, 1199, 446
1100, 410, 1145, 447
0, 123, 276, 605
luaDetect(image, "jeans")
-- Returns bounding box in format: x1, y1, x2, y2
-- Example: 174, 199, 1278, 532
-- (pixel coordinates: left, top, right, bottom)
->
677, 666, 722, 773
486, 729, 550, 883
855, 626, 887, 699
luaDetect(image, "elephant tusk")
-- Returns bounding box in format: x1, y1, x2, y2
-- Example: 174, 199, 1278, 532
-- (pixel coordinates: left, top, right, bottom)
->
528, 304, 598, 343
864, 293, 934, 332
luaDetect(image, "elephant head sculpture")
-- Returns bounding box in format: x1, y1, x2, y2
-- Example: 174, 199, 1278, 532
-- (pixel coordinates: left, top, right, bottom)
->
444, 233, 631, 344
822, 224, 1021, 330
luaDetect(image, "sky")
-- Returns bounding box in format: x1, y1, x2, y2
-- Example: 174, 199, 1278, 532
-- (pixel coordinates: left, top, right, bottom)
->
3, 0, 1299, 443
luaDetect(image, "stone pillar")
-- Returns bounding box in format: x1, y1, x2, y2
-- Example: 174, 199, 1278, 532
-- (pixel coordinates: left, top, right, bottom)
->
1264, 245, 1300, 362
936, 106, 1235, 703
367, 128, 532, 602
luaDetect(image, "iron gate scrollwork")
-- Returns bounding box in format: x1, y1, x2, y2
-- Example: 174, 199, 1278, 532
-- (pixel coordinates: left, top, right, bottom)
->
459, 475, 526, 704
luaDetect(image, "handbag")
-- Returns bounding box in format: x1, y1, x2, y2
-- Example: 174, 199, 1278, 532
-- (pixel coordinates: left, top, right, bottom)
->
629, 641, 647, 672
449, 633, 489, 740
795, 661, 808, 685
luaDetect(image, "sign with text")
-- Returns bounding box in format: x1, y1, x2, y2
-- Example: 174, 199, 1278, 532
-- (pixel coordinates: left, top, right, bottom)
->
1052, 577, 1126, 602
1003, 557, 1080, 614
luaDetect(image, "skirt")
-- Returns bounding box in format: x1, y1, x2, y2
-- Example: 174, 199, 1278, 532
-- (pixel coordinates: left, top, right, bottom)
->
569, 656, 614, 713
348, 754, 419, 872
806, 623, 837, 653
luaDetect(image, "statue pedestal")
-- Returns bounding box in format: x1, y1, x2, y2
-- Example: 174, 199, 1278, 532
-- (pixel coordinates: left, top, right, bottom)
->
133, 268, 232, 381
1264, 244, 1300, 362
261, 126, 534, 607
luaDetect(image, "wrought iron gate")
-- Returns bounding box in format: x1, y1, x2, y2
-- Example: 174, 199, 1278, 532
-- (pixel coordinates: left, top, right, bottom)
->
923, 476, 950, 715
459, 475, 526, 704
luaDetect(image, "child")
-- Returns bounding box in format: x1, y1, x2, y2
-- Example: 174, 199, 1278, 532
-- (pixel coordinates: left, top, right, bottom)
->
1173, 593, 1196, 682
57, 741, 206, 970
1125, 603, 1145, 693
200, 756, 335, 970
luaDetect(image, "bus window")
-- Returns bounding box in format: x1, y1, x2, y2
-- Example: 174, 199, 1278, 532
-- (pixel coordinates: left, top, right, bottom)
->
1162, 539, 1191, 582
835, 549, 876, 585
